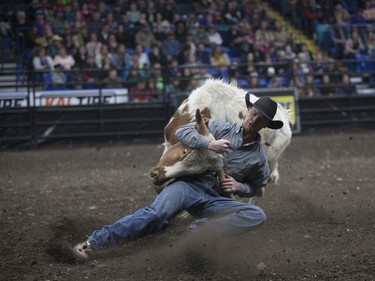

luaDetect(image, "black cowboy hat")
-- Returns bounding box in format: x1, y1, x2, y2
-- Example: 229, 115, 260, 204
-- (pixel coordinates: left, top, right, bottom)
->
245, 93, 284, 130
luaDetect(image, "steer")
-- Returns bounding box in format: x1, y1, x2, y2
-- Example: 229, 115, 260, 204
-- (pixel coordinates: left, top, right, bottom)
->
149, 79, 293, 197
150, 108, 226, 191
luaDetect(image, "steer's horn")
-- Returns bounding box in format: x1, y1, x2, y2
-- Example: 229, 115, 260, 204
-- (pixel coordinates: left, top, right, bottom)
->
195, 109, 210, 136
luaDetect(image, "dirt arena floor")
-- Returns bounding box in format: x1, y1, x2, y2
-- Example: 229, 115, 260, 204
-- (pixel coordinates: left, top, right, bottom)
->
1, 128, 374, 281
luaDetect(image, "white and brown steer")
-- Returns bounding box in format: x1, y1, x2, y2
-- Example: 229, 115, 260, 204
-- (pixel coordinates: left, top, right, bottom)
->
149, 79, 293, 197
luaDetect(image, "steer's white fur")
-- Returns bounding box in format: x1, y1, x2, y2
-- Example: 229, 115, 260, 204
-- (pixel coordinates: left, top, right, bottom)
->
164, 79, 293, 184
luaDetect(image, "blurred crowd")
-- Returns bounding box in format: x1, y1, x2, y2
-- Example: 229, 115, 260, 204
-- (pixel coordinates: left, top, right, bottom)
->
1, 0, 375, 100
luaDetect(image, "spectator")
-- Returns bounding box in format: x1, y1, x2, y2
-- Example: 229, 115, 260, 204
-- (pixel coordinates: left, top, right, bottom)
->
49, 9, 66, 36
255, 20, 274, 47
362, 0, 375, 22
115, 23, 132, 47
134, 23, 159, 50
78, 2, 93, 24
336, 74, 357, 95
13, 10, 31, 55
98, 23, 111, 44
334, 4, 351, 25
296, 52, 314, 75
28, 10, 48, 49
160, 1, 176, 23
344, 31, 366, 60
228, 60, 242, 84
102, 68, 123, 88
81, 55, 100, 89
148, 62, 165, 94
129, 79, 155, 102
33, 46, 54, 71
104, 11, 118, 33
175, 20, 188, 43
193, 25, 210, 46
48, 34, 64, 58
165, 57, 181, 82
69, 65, 84, 89
183, 52, 200, 75
85, 32, 102, 58
179, 67, 193, 91
78, 25, 90, 45
364, 26, 375, 57
185, 75, 200, 92
177, 44, 192, 65
124, 65, 143, 89
223, 0, 242, 24
97, 1, 111, 21
241, 52, 257, 76
87, 11, 103, 33
209, 44, 230, 77
274, 49, 290, 77
134, 43, 151, 69
331, 19, 350, 59
238, 20, 256, 56
341, 0, 358, 16
112, 43, 132, 73
322, 58, 343, 84
126, 2, 141, 23
195, 42, 210, 64
298, 43, 314, 61
223, 23, 244, 57
70, 10, 87, 34
68, 33, 82, 56
272, 20, 289, 49
284, 44, 297, 62
47, 63, 68, 90
302, 0, 324, 36
53, 0, 65, 14
73, 45, 88, 67
54, 45, 75, 70
207, 25, 223, 46
32, 9, 47, 38
185, 12, 200, 36
300, 74, 321, 97
248, 72, 261, 88
319, 74, 336, 96
95, 44, 113, 69
351, 9, 368, 33
148, 44, 168, 66
161, 32, 181, 62
112, 2, 123, 22
145, 1, 158, 23
152, 12, 172, 42
0, 6, 14, 38
107, 33, 118, 54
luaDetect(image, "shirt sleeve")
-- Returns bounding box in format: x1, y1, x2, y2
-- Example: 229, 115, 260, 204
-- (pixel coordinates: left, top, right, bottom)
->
175, 119, 233, 149
175, 122, 211, 149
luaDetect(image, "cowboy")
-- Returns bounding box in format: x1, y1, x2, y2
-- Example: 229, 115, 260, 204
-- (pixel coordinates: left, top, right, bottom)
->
73, 94, 284, 261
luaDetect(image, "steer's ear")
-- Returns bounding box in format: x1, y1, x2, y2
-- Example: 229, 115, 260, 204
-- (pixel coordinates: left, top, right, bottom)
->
195, 109, 210, 136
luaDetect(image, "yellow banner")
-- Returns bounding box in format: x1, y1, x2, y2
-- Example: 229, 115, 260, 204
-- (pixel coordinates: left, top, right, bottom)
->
272, 95, 297, 125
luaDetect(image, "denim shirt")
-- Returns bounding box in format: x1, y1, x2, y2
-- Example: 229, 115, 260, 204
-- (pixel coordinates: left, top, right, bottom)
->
176, 119, 270, 197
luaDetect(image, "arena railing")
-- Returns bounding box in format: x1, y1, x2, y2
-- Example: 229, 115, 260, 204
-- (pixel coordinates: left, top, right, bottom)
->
1, 59, 375, 148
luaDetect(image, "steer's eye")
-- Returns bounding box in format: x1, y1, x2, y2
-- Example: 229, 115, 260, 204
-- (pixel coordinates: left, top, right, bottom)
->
182, 148, 188, 154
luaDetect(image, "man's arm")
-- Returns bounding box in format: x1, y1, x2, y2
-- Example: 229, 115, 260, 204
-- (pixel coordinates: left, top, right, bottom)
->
175, 119, 232, 152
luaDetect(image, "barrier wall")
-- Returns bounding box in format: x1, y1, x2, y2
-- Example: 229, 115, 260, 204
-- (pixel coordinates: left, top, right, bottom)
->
1, 87, 375, 148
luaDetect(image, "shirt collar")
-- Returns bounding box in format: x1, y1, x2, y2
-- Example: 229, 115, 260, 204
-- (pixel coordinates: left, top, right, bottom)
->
238, 124, 261, 146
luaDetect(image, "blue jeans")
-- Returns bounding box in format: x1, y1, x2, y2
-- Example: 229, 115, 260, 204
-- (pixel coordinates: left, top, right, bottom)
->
88, 179, 266, 249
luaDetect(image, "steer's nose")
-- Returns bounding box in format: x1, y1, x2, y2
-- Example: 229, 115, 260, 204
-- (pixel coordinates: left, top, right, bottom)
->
149, 167, 159, 179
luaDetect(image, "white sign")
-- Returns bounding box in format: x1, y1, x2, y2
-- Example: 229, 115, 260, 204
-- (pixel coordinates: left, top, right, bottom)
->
0, 89, 128, 108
